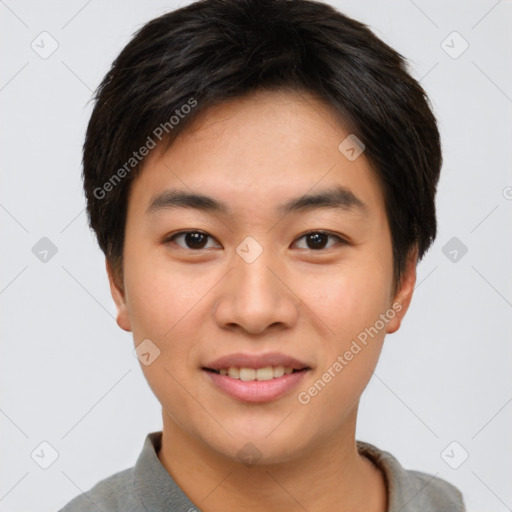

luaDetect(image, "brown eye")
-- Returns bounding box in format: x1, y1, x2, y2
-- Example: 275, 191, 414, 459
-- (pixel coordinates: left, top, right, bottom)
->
167, 231, 220, 250
294, 231, 345, 250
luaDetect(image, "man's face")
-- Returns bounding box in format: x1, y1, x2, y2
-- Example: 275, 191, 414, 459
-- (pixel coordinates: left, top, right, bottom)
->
109, 89, 415, 463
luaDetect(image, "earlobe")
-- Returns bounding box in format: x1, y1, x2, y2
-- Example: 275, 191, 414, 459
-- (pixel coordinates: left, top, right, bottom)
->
105, 258, 132, 332
385, 247, 418, 334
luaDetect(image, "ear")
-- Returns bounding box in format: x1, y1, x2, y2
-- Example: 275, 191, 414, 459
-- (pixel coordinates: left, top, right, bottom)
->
106, 258, 132, 332
385, 246, 418, 334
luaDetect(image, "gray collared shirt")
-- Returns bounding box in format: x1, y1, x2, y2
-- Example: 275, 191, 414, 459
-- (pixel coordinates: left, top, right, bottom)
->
58, 431, 465, 511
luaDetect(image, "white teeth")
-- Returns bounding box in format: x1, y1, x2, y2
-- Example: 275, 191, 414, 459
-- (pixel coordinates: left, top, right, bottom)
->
273, 366, 285, 378
239, 368, 256, 381
216, 366, 299, 381
256, 366, 274, 381
228, 367, 239, 379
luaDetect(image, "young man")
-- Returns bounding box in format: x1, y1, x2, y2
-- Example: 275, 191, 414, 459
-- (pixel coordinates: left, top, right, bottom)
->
60, 0, 465, 510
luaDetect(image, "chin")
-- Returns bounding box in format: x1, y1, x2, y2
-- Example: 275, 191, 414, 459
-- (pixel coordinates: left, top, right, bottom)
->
202, 420, 311, 466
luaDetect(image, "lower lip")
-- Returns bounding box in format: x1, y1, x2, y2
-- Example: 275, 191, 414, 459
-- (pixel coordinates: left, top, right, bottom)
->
203, 369, 309, 403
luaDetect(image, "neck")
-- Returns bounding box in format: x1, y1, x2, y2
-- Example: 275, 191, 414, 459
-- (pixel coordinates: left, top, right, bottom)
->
157, 408, 387, 512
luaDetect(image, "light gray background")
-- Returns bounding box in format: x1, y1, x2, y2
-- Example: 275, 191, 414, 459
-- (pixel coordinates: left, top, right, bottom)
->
1, 1, 511, 511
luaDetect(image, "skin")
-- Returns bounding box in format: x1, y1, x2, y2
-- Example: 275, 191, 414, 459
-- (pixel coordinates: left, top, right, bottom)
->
107, 89, 417, 512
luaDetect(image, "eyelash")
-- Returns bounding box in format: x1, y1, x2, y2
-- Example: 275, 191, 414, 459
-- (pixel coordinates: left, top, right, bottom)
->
163, 230, 348, 251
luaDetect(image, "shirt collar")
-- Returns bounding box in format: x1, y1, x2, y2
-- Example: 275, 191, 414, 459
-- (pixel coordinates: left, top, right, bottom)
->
134, 432, 463, 512
357, 440, 464, 511
134, 431, 198, 511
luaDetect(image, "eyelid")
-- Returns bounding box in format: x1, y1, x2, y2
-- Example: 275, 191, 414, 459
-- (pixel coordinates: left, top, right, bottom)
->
292, 230, 348, 250
164, 230, 222, 249
164, 229, 348, 251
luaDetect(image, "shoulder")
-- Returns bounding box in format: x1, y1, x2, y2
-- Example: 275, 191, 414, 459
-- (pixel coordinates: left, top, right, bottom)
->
357, 441, 466, 512
58, 467, 142, 512
405, 468, 465, 511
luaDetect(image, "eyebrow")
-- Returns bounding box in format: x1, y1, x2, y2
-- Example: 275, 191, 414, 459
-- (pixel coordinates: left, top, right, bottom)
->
146, 185, 368, 216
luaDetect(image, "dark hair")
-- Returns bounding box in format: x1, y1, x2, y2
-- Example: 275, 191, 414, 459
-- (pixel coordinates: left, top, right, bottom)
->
83, 0, 442, 294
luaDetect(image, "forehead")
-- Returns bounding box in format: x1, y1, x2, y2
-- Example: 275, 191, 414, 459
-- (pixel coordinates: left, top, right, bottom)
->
128, 89, 386, 221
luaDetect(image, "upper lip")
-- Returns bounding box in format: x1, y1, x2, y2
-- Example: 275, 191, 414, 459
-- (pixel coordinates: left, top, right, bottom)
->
203, 352, 311, 370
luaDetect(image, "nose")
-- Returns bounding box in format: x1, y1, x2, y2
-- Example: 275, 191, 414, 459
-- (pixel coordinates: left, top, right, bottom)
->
213, 247, 299, 335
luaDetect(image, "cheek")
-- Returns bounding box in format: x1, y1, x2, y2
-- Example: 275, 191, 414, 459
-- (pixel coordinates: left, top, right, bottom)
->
122, 253, 223, 390
293, 271, 390, 428
302, 259, 393, 345
123, 251, 209, 340
122, 258, 210, 411
292, 252, 392, 402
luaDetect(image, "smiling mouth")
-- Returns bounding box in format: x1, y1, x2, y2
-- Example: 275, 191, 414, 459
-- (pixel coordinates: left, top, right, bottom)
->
202, 366, 309, 381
